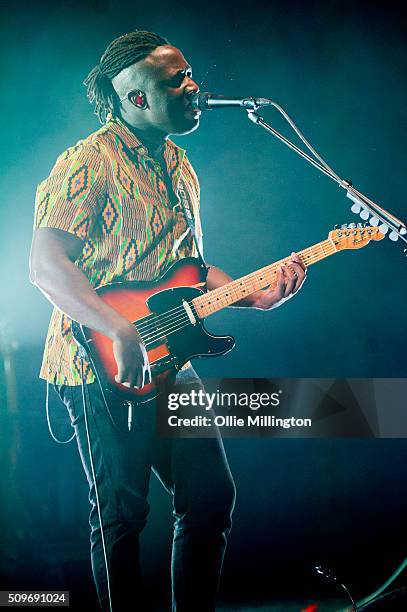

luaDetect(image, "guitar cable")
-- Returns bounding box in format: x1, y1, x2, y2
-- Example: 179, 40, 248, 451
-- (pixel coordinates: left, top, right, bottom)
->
45, 381, 75, 444
333, 556, 407, 612
45, 328, 145, 609
45, 361, 125, 444
79, 356, 113, 612
90, 357, 128, 434
45, 351, 121, 611
315, 565, 357, 611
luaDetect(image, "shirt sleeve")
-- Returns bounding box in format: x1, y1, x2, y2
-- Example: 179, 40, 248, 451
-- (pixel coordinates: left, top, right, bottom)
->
34, 142, 105, 240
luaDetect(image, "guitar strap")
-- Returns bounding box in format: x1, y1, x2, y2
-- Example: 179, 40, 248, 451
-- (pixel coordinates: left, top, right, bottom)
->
154, 144, 205, 267
176, 178, 206, 267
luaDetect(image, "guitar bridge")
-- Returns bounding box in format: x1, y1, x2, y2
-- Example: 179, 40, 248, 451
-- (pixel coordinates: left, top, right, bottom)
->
182, 299, 197, 325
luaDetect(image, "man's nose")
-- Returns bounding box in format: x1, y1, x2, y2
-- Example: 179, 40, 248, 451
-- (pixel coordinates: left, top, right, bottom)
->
185, 77, 199, 95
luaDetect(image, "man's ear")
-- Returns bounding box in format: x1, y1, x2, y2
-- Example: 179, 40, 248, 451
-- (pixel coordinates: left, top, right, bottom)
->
128, 90, 149, 110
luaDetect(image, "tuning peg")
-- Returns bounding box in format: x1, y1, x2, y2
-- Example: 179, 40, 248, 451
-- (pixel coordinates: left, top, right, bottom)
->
400, 227, 407, 236
357, 223, 363, 228
351, 202, 362, 214
341, 223, 348, 229
389, 230, 399, 241
360, 209, 370, 220
348, 222, 356, 228
370, 216, 379, 226
333, 224, 339, 229
379, 223, 389, 234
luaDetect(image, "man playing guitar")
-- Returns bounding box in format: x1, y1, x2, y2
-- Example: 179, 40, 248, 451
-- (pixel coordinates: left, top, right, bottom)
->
30, 30, 306, 611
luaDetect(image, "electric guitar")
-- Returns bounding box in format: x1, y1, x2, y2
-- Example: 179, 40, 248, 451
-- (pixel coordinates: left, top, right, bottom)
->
73, 224, 384, 404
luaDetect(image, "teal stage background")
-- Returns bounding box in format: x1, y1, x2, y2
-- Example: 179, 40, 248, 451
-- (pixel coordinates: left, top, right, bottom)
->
1, 1, 406, 610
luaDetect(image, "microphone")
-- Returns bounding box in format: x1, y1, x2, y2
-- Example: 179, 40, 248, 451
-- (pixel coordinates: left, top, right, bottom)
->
190, 92, 273, 111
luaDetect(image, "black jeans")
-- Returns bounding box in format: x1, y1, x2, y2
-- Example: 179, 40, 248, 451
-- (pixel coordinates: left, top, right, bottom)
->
56, 368, 235, 611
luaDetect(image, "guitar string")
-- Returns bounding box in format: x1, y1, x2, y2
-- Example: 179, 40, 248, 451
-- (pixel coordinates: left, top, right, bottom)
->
180, 243, 332, 314
133, 229, 374, 337
142, 242, 333, 346
139, 311, 190, 343
135, 244, 336, 342
135, 242, 335, 338
140, 258, 314, 344
137, 246, 335, 346
112, 231, 375, 349
191, 241, 338, 311
144, 321, 198, 347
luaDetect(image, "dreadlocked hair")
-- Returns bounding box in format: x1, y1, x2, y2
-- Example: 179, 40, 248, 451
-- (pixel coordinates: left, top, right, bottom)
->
83, 30, 169, 124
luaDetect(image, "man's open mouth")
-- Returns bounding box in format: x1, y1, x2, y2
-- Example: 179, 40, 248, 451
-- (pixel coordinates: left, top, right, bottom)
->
185, 103, 201, 114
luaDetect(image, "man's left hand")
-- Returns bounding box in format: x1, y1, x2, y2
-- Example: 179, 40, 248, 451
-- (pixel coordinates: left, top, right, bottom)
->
249, 252, 307, 310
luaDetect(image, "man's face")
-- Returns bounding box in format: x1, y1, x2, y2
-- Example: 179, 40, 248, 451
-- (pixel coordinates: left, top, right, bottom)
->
129, 45, 201, 136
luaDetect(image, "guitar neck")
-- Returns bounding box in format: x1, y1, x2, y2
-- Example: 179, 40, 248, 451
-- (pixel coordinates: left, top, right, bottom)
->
192, 238, 337, 318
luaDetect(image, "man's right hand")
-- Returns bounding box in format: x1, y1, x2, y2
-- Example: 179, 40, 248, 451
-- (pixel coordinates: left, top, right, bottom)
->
112, 323, 151, 389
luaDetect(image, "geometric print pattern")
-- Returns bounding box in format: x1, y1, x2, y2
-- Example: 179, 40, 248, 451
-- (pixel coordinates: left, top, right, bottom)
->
120, 238, 141, 274
116, 163, 134, 198
35, 193, 50, 226
34, 115, 202, 386
100, 194, 120, 235
149, 204, 165, 238
66, 164, 89, 203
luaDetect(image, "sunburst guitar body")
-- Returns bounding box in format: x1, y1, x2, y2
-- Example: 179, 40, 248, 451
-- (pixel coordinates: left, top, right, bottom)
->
72, 257, 234, 404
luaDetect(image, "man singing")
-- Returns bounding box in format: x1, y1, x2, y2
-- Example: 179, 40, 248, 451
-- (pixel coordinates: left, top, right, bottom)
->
30, 30, 306, 611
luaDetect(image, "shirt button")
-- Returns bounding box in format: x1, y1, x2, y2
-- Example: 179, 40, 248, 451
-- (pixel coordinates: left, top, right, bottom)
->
138, 147, 147, 156
154, 163, 162, 173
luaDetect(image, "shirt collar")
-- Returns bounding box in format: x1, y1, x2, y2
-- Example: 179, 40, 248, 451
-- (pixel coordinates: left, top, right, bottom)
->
105, 114, 187, 197
106, 114, 186, 167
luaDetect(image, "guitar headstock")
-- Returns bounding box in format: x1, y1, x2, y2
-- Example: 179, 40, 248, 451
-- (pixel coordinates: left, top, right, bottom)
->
329, 223, 385, 251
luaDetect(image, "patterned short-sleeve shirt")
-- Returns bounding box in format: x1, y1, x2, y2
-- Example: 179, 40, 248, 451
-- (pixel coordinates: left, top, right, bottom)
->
34, 116, 202, 385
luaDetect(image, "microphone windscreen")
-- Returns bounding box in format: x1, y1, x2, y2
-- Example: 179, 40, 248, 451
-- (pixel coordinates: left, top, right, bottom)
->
190, 92, 210, 111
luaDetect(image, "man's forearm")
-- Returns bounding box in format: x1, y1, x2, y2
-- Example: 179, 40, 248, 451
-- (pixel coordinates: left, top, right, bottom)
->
30, 240, 134, 340
32, 258, 134, 339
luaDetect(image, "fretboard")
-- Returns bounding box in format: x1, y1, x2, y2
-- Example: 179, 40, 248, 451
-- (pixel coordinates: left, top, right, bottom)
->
192, 238, 337, 318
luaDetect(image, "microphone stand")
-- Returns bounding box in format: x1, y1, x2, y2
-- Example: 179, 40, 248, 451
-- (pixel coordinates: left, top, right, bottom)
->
245, 103, 407, 252
243, 100, 407, 612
